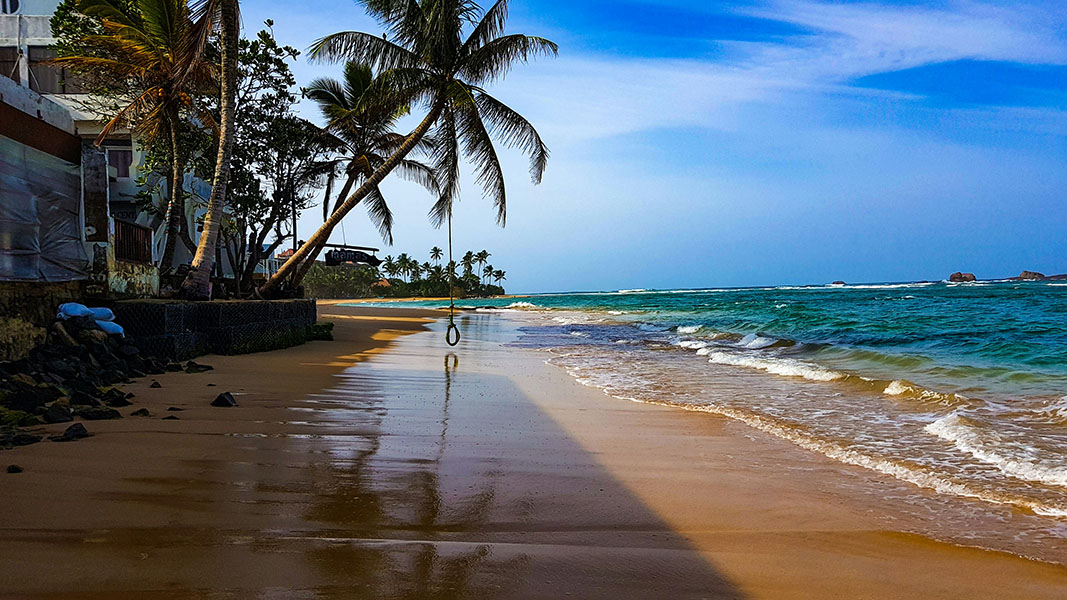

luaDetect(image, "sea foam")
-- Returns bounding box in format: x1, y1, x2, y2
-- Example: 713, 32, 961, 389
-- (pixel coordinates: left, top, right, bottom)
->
926, 412, 1067, 488
704, 351, 842, 382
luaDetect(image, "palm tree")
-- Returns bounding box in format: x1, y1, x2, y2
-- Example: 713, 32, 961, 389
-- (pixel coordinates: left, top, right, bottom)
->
181, 0, 241, 298
482, 264, 493, 286
396, 252, 412, 281
461, 250, 475, 277
288, 61, 440, 285
51, 0, 215, 270
430, 246, 443, 263
475, 249, 490, 281
492, 269, 505, 286
259, 0, 557, 295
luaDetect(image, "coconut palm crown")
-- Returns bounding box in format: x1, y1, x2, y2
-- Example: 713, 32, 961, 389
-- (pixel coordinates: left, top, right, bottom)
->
309, 0, 557, 226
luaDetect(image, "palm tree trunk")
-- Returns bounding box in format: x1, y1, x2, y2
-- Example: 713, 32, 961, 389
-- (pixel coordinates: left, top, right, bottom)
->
160, 115, 183, 270
288, 172, 357, 287
180, 0, 239, 299
259, 101, 444, 297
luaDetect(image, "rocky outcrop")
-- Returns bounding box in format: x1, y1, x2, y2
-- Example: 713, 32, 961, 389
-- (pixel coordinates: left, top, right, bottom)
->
1017, 271, 1046, 280
949, 272, 976, 282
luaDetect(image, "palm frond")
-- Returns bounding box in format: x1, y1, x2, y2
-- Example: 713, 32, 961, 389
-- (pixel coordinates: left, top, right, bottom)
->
475, 89, 549, 184
455, 86, 507, 226
365, 185, 395, 244
459, 34, 558, 84
428, 103, 461, 227
308, 31, 418, 69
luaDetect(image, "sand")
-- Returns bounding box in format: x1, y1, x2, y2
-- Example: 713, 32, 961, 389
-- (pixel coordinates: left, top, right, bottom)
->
0, 303, 1064, 598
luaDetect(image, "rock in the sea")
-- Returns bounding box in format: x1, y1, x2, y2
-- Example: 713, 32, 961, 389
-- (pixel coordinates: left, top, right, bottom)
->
210, 392, 237, 407
1018, 270, 1046, 280
42, 403, 74, 424
949, 272, 977, 282
72, 406, 122, 420
832, 281, 846, 285
49, 422, 90, 442
130, 408, 151, 417
149, 380, 162, 389
7, 464, 24, 473
184, 361, 214, 374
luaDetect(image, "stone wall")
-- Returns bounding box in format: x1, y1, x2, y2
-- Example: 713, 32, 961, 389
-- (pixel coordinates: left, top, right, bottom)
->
110, 299, 317, 361
0, 281, 83, 326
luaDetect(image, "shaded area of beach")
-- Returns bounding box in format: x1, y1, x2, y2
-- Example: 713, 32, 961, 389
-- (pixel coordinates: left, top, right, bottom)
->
0, 304, 1064, 598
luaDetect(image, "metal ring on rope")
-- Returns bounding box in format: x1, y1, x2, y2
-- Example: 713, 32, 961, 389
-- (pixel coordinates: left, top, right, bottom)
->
446, 321, 461, 346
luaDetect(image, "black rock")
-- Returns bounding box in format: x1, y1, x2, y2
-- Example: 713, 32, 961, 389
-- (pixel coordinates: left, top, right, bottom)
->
149, 381, 162, 388
70, 390, 101, 407
106, 397, 133, 408
63, 379, 100, 398
207, 383, 216, 387
185, 361, 214, 374
12, 433, 42, 446
118, 345, 141, 357
101, 388, 132, 407
45, 359, 77, 378
210, 392, 237, 407
165, 363, 184, 372
130, 408, 151, 417
127, 369, 146, 379
42, 403, 74, 424
166, 406, 184, 412
73, 406, 122, 420
162, 415, 180, 420
50, 422, 90, 441
7, 464, 24, 473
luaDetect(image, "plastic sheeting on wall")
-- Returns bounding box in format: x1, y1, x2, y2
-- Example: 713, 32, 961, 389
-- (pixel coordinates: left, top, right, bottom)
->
0, 134, 88, 282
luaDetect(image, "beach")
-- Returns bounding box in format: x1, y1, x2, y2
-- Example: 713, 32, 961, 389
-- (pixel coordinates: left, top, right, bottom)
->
1, 302, 1065, 598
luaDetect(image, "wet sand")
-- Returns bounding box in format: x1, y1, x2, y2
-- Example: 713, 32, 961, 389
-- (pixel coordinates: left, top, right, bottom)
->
0, 304, 1064, 598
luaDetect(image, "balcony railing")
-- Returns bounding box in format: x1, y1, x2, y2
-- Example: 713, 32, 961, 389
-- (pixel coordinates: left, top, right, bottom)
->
113, 218, 153, 264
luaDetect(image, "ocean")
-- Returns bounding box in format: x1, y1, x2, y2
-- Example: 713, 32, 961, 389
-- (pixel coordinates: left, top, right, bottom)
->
344, 280, 1067, 560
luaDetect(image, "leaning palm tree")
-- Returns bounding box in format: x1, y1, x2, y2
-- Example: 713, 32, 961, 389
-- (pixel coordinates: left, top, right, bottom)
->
492, 269, 505, 286
258, 0, 556, 296
51, 0, 216, 270
288, 61, 440, 285
482, 263, 493, 286
430, 246, 443, 263
180, 0, 240, 298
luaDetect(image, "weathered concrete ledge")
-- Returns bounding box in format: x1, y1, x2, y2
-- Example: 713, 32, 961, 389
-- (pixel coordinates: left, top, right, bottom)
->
111, 299, 317, 361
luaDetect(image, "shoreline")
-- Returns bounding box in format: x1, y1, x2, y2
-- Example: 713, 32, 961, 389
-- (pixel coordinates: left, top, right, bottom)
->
0, 303, 1064, 597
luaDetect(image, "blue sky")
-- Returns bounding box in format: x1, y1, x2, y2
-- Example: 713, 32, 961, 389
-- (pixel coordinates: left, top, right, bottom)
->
241, 0, 1067, 293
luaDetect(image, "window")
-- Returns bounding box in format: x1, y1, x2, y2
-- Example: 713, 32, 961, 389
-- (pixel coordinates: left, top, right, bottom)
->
28, 46, 61, 93
1, 0, 20, 15
0, 48, 17, 83
108, 149, 134, 178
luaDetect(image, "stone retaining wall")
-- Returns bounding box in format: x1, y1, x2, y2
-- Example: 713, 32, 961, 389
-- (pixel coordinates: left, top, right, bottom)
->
110, 299, 317, 361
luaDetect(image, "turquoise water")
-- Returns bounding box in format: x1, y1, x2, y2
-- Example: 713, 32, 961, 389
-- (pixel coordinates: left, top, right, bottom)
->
345, 280, 1067, 537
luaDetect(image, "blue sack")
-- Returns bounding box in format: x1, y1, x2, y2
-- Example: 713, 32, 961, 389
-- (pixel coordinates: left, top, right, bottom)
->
57, 303, 93, 319
95, 320, 125, 337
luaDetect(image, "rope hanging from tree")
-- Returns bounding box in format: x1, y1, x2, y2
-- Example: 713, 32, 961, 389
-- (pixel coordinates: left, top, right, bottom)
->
445, 210, 461, 346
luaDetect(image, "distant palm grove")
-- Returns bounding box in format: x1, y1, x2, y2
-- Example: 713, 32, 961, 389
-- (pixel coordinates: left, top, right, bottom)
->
303, 248, 507, 299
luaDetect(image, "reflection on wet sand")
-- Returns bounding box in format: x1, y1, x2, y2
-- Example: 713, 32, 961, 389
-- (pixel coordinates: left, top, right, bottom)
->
296, 330, 740, 599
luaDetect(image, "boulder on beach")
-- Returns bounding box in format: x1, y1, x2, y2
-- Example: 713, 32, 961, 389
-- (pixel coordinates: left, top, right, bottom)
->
1018, 271, 1046, 280
211, 392, 237, 407
948, 272, 976, 282
49, 423, 90, 442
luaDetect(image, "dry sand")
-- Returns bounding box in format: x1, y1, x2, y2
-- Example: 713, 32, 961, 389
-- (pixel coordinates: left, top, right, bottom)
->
0, 303, 1064, 598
